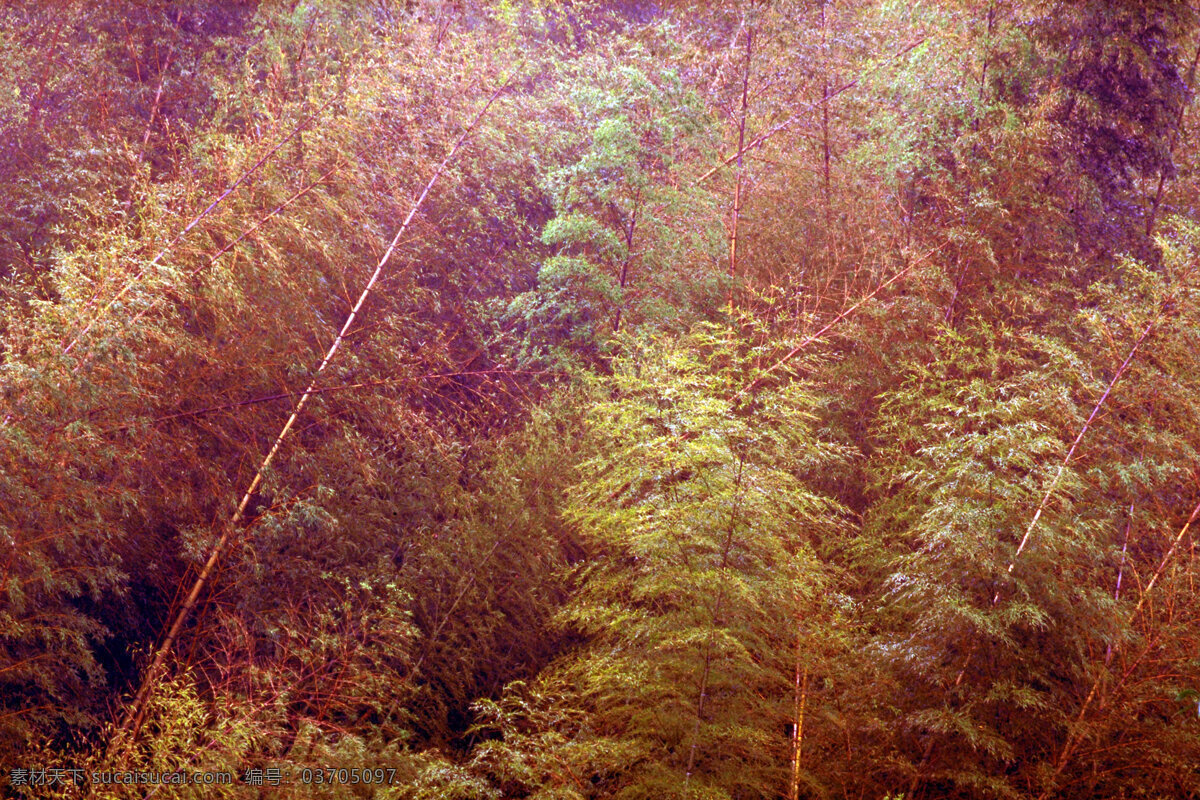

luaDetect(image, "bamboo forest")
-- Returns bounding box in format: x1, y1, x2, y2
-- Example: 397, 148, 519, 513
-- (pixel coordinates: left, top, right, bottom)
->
2, 1, 1200, 798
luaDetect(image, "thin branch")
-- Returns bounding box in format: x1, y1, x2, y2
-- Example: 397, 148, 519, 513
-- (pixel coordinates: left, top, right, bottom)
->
685, 450, 747, 783
138, 46, 176, 159
728, 21, 753, 292
63, 85, 351, 356
1003, 309, 1167, 584
129, 161, 344, 328
1132, 498, 1200, 617
695, 36, 930, 186
733, 246, 942, 400
1105, 503, 1134, 666
1037, 496, 1200, 800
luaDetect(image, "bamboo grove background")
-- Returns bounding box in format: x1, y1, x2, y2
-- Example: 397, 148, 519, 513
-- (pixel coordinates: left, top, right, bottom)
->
1, 1, 1199, 798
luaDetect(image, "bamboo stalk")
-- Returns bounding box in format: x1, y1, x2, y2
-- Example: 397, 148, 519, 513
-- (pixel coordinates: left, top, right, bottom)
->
611, 188, 642, 334
819, 2, 832, 215
106, 78, 511, 759
129, 161, 344, 328
138, 45, 175, 158
943, 302, 1168, 749
1003, 309, 1166, 583
695, 36, 929, 186
728, 21, 753, 296
945, 287, 1180, 797
1105, 504, 1134, 666
789, 660, 808, 800
733, 245, 942, 400
685, 452, 747, 783
913, 279, 1176, 797
1037, 497, 1200, 800
0, 93, 348, 432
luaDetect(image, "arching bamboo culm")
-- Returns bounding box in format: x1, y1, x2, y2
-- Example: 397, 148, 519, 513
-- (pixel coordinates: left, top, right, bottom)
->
107, 78, 511, 761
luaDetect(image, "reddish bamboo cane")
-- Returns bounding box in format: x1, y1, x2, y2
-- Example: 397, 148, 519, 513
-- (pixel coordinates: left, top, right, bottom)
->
728, 21, 753, 299
909, 289, 1176, 796
1037, 498, 1200, 800
1002, 312, 1165, 585
107, 78, 511, 758
695, 36, 929, 186
733, 245, 942, 400
789, 659, 809, 800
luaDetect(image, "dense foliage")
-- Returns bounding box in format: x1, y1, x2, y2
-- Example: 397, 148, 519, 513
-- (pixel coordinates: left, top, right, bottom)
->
1, 1, 1198, 798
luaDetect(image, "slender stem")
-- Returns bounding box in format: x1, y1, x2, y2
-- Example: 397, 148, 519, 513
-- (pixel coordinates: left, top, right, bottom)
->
728, 21, 753, 297
138, 46, 175, 158
612, 188, 641, 334
685, 450, 746, 782
107, 79, 511, 759
820, 2, 832, 215
1004, 310, 1165, 581
943, 294, 1170, 795
695, 36, 929, 186
1104, 505, 1135, 666
131, 161, 344, 328
734, 245, 942, 400
1037, 497, 1200, 800
789, 657, 809, 800
64, 87, 349, 356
